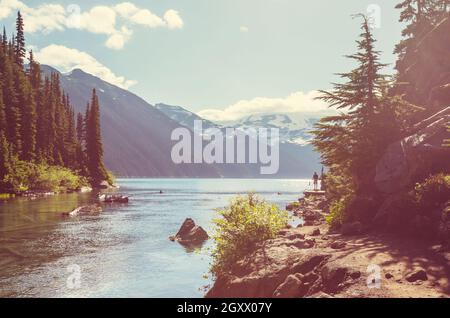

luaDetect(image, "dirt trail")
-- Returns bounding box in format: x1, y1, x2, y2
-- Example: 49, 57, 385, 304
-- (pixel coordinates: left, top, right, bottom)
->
206, 195, 450, 298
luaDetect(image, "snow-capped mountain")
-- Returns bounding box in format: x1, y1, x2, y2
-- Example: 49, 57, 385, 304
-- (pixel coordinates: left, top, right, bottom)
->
229, 113, 323, 146
156, 104, 324, 146
155, 103, 220, 131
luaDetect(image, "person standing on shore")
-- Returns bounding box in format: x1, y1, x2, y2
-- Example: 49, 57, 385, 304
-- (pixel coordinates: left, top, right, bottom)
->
313, 172, 319, 191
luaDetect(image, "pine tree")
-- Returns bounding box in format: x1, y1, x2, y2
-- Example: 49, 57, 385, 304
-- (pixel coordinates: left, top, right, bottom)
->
19, 74, 37, 161
0, 90, 6, 134
0, 132, 11, 190
2, 52, 21, 153
75, 112, 87, 173
14, 11, 26, 67
64, 95, 78, 168
85, 89, 108, 185
76, 112, 84, 144
1, 27, 7, 49
313, 15, 397, 198
394, 0, 449, 72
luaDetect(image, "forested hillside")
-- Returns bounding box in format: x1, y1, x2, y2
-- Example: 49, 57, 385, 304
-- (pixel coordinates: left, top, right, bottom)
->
0, 12, 109, 194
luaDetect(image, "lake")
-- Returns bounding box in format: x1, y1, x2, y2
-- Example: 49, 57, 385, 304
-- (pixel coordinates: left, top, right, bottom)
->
0, 178, 310, 298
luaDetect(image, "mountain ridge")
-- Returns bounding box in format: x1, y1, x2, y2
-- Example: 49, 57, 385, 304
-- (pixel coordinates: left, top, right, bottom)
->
41, 65, 321, 178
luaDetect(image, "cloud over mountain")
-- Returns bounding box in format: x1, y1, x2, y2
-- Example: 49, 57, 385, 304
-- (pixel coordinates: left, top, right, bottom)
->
34, 44, 137, 89
198, 91, 332, 122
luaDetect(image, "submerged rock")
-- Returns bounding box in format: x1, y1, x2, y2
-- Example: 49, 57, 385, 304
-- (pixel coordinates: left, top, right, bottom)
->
169, 218, 209, 247
65, 204, 102, 217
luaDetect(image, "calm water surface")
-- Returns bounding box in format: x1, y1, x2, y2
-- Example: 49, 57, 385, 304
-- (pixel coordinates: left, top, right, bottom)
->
0, 179, 309, 297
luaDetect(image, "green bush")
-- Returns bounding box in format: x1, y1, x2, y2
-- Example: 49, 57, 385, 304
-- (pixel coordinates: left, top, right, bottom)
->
3, 161, 88, 193
210, 193, 289, 276
413, 173, 450, 210
325, 194, 354, 227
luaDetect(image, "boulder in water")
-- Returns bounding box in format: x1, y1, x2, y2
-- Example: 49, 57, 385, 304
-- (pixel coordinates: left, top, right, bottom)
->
169, 218, 209, 247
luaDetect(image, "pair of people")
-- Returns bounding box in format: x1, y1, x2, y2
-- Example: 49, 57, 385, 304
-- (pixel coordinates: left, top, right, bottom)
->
312, 172, 320, 191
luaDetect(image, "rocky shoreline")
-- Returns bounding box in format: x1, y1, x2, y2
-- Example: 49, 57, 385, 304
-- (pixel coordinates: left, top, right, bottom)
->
206, 194, 450, 298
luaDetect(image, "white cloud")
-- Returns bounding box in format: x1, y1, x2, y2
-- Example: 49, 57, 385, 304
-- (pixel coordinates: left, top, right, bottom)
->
198, 91, 332, 122
34, 44, 137, 89
129, 8, 165, 27
240, 26, 249, 33
164, 10, 184, 29
77, 6, 117, 35
114, 2, 139, 17
0, 1, 184, 50
105, 26, 133, 50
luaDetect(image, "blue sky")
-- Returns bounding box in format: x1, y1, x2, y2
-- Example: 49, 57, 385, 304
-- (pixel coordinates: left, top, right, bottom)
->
0, 0, 404, 121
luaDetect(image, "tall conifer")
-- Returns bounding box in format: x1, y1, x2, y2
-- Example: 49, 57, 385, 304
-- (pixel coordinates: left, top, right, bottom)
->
86, 89, 108, 184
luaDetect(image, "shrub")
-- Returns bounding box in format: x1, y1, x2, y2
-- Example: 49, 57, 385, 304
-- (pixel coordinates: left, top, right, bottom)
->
325, 194, 354, 227
3, 161, 88, 193
210, 193, 289, 276
32, 165, 89, 193
412, 173, 450, 210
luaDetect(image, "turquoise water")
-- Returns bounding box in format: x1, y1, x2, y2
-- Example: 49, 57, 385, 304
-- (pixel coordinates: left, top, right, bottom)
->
0, 179, 309, 298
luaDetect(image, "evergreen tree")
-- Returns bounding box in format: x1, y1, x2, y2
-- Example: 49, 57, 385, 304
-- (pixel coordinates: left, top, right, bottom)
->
1, 27, 7, 49
0, 89, 5, 130
14, 11, 25, 67
313, 15, 398, 199
85, 89, 108, 184
0, 132, 11, 189
75, 112, 87, 173
2, 52, 21, 152
395, 0, 449, 72
64, 95, 78, 168
18, 75, 37, 161
76, 112, 84, 144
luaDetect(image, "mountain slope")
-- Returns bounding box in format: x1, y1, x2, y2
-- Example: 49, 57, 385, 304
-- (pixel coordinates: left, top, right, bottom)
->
42, 66, 321, 178
42, 66, 219, 177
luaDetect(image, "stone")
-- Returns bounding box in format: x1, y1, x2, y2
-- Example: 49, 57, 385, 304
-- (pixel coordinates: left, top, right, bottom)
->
330, 241, 346, 249
350, 271, 361, 279
170, 218, 209, 247
321, 264, 348, 293
273, 274, 305, 298
97, 180, 111, 189
341, 221, 363, 236
310, 292, 334, 298
374, 107, 450, 195
405, 269, 428, 283
385, 273, 394, 279
66, 204, 102, 217
311, 228, 321, 236
285, 233, 305, 240
292, 239, 315, 249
